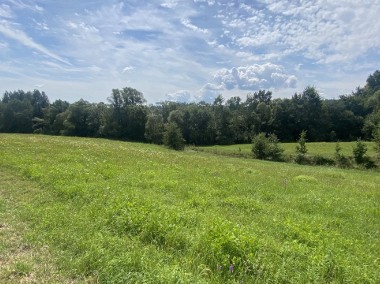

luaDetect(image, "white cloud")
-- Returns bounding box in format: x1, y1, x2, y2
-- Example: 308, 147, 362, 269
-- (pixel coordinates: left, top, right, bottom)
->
232, 0, 380, 64
1, 0, 379, 103
194, 0, 215, 6
5, 0, 44, 13
165, 90, 193, 103
160, 0, 178, 9
0, 20, 71, 65
181, 18, 208, 34
122, 66, 134, 73
34, 5, 43, 12
67, 21, 99, 34
213, 63, 297, 90
197, 83, 223, 103
0, 4, 13, 18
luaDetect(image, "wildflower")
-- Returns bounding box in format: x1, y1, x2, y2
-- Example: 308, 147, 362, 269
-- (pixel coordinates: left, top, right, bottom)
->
229, 264, 234, 273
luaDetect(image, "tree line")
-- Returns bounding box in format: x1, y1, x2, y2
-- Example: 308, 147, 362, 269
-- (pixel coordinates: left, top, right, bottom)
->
1, 70, 380, 147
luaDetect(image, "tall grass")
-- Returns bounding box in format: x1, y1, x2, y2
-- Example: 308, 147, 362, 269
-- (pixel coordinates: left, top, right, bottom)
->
0, 134, 379, 283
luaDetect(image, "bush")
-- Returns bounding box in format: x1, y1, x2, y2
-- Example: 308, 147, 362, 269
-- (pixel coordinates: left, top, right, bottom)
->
251, 133, 268, 159
267, 134, 284, 161
251, 133, 284, 161
296, 130, 308, 155
334, 142, 352, 168
373, 127, 380, 163
295, 130, 308, 164
294, 154, 312, 165
163, 122, 185, 150
311, 155, 335, 166
353, 139, 376, 168
353, 138, 367, 165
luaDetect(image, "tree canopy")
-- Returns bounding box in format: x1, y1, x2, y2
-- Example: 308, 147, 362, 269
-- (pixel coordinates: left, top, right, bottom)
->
1, 71, 380, 146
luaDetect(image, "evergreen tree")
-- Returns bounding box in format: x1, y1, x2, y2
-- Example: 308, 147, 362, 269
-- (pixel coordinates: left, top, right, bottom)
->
295, 130, 308, 164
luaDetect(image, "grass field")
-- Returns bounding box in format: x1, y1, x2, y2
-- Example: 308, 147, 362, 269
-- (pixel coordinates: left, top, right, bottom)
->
195, 141, 377, 161
0, 134, 379, 283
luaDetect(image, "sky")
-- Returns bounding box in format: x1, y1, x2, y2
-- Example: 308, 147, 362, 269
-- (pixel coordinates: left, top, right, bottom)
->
1, 0, 379, 104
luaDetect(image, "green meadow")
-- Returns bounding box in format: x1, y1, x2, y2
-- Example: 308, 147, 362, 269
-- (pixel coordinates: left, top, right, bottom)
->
196, 141, 377, 161
0, 134, 379, 283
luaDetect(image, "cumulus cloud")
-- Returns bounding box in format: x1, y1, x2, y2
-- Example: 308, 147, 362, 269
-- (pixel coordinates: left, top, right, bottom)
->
1, 0, 378, 102
197, 83, 223, 103
213, 63, 297, 90
231, 0, 380, 64
165, 90, 193, 103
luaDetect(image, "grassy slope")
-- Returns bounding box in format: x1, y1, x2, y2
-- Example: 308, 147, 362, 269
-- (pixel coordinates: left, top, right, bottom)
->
0, 167, 75, 283
0, 134, 379, 283
196, 141, 377, 159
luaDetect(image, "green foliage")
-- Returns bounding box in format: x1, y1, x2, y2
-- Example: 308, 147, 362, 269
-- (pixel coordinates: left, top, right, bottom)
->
334, 142, 352, 168
373, 127, 380, 162
353, 138, 367, 165
197, 219, 257, 279
295, 130, 308, 164
267, 133, 284, 161
292, 87, 322, 141
251, 132, 284, 161
144, 114, 164, 144
296, 130, 308, 155
251, 133, 268, 159
1, 69, 380, 146
163, 122, 185, 150
366, 70, 380, 92
353, 138, 376, 168
198, 141, 377, 165
311, 155, 335, 166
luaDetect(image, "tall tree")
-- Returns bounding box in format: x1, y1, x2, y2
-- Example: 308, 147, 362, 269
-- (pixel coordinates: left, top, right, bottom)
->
31, 89, 49, 118
292, 86, 323, 141
145, 113, 165, 144
106, 87, 147, 139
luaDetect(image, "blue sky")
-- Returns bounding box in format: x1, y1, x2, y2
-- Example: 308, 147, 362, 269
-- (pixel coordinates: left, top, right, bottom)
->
1, 0, 379, 103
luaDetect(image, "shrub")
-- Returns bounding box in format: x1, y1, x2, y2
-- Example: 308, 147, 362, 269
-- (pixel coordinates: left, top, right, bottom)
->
267, 133, 284, 161
251, 133, 284, 161
334, 142, 352, 168
296, 130, 308, 155
353, 138, 367, 165
353, 138, 376, 168
311, 155, 335, 166
373, 127, 380, 163
251, 133, 268, 160
163, 122, 185, 150
294, 154, 312, 165
295, 130, 308, 164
